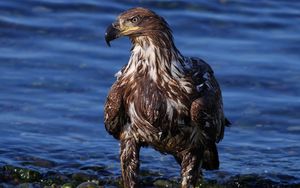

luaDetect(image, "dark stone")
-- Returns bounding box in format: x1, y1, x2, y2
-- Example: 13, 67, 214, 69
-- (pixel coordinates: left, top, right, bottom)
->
17, 183, 39, 188
62, 183, 75, 188
41, 171, 70, 185
76, 182, 99, 188
21, 159, 56, 168
2, 165, 41, 182
72, 172, 98, 182
153, 179, 174, 187
225, 174, 279, 188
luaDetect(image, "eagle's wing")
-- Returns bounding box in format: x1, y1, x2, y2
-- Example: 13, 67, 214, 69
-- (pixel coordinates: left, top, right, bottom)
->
104, 81, 125, 139
186, 57, 229, 142
184, 57, 230, 169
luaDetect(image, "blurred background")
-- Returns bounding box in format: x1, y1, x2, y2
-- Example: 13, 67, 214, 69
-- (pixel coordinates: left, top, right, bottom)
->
0, 0, 299, 187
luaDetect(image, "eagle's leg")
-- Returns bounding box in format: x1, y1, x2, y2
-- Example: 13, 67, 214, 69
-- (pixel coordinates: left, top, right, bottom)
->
179, 150, 202, 188
120, 137, 140, 188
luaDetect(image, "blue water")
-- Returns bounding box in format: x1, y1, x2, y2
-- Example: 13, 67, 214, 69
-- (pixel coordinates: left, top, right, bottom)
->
0, 0, 299, 186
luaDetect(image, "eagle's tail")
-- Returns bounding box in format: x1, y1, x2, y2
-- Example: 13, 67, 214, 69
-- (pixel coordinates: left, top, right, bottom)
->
202, 143, 219, 170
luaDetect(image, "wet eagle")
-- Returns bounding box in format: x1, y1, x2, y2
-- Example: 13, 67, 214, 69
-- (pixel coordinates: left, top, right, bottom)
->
104, 7, 230, 188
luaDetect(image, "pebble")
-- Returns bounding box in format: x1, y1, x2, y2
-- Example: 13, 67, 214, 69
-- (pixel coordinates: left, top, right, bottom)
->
76, 182, 99, 188
153, 179, 173, 187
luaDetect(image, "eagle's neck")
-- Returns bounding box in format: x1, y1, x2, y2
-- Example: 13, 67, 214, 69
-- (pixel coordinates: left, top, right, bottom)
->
121, 34, 185, 84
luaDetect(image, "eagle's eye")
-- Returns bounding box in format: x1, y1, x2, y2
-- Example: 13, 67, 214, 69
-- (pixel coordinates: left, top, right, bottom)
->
130, 16, 140, 23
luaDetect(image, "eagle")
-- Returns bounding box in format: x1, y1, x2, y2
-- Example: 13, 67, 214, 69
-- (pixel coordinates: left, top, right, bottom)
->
104, 7, 230, 188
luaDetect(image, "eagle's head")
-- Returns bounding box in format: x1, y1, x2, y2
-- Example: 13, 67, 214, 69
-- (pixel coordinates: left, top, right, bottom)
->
105, 7, 172, 47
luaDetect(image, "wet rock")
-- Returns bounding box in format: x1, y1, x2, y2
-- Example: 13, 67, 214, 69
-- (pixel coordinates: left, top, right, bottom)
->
16, 183, 42, 188
62, 183, 75, 188
140, 170, 162, 177
72, 172, 97, 182
49, 184, 60, 188
52, 184, 62, 188
140, 177, 155, 186
99, 176, 122, 187
76, 182, 99, 188
15, 156, 56, 169
153, 179, 174, 187
2, 165, 41, 182
41, 171, 70, 185
225, 174, 279, 188
197, 180, 225, 188
22, 159, 56, 168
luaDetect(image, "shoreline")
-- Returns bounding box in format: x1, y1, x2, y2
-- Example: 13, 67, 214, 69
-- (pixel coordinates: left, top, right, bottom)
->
1, 165, 299, 188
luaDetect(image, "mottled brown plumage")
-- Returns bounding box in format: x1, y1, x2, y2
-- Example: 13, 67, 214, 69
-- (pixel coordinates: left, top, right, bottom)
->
104, 7, 230, 188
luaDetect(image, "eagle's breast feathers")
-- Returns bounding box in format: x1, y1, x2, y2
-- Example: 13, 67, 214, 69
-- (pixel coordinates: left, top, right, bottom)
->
104, 38, 227, 153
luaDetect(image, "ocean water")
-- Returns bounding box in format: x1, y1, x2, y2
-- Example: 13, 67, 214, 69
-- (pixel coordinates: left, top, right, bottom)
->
0, 0, 299, 187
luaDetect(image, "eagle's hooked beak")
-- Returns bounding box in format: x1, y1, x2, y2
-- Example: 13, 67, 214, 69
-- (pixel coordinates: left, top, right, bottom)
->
105, 23, 121, 47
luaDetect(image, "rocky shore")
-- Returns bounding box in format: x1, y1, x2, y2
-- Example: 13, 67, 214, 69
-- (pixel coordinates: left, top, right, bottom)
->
1, 165, 299, 188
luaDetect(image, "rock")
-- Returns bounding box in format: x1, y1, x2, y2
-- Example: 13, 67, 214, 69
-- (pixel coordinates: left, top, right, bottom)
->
76, 182, 99, 188
16, 183, 43, 188
140, 170, 161, 177
2, 165, 41, 182
22, 159, 56, 168
41, 171, 70, 185
99, 176, 121, 187
62, 183, 75, 188
72, 172, 97, 182
153, 179, 173, 187
196, 180, 225, 188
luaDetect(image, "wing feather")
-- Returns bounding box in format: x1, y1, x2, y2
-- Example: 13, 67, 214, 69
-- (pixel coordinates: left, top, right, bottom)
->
104, 81, 125, 139
187, 57, 229, 143
186, 57, 229, 170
